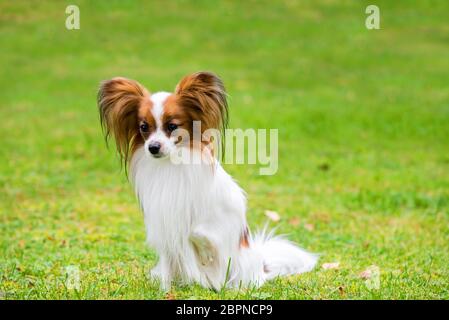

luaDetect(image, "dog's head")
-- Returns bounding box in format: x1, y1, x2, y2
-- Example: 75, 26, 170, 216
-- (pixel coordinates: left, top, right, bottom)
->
98, 72, 228, 166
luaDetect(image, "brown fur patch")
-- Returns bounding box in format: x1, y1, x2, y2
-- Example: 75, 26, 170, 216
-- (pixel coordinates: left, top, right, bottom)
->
240, 226, 250, 249
137, 99, 156, 140
162, 95, 192, 139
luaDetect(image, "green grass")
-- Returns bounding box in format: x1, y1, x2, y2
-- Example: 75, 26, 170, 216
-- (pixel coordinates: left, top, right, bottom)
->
1, 0, 448, 299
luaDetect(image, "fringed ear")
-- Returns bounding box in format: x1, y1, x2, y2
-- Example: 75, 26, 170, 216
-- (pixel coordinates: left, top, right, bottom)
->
175, 71, 228, 133
97, 77, 148, 167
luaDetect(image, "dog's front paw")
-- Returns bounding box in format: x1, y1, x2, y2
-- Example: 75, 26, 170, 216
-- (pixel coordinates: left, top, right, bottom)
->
149, 264, 170, 291
149, 265, 162, 280
189, 230, 217, 267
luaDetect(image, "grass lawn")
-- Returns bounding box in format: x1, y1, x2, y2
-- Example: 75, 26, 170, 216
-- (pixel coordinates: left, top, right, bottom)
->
0, 0, 448, 299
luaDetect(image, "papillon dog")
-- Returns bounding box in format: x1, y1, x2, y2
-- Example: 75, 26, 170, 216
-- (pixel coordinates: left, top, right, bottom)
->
97, 71, 317, 290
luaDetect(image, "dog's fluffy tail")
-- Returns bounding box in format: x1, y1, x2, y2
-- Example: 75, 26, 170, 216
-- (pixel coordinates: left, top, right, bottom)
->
253, 227, 318, 279
233, 226, 318, 286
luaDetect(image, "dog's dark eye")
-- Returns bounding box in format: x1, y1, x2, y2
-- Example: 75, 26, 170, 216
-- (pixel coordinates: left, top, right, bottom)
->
167, 123, 178, 132
140, 122, 149, 132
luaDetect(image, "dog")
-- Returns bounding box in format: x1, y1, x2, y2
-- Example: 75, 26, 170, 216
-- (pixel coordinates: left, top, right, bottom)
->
97, 71, 317, 290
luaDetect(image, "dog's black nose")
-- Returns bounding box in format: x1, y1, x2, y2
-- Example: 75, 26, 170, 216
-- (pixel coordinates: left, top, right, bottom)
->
148, 142, 161, 155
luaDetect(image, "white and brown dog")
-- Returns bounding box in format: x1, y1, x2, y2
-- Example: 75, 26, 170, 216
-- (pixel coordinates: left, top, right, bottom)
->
98, 71, 317, 290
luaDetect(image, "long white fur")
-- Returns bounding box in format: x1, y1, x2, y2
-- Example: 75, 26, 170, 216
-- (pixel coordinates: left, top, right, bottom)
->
130, 92, 318, 290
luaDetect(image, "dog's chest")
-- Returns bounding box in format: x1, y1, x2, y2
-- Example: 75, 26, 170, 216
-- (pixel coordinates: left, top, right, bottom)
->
132, 157, 216, 248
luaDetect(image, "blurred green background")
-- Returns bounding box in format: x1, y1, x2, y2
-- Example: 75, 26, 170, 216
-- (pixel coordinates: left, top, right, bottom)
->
0, 0, 448, 299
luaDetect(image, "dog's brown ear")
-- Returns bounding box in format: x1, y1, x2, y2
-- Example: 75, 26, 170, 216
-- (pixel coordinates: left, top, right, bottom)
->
97, 77, 148, 166
175, 71, 228, 132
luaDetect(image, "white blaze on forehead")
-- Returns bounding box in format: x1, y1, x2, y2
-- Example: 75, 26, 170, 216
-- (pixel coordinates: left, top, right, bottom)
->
149, 91, 171, 127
